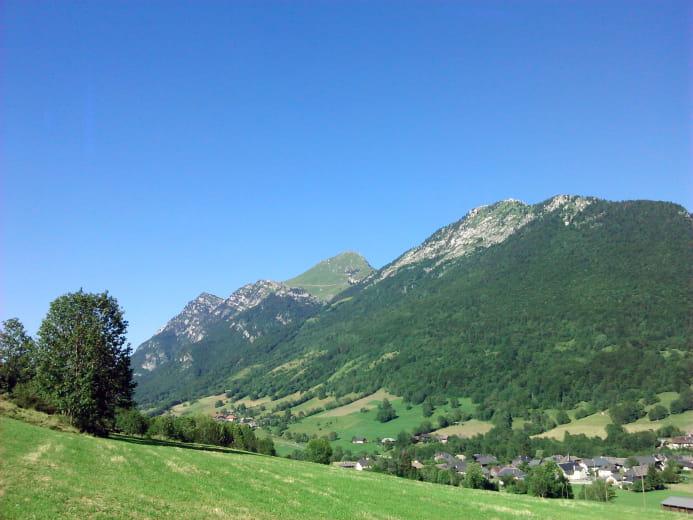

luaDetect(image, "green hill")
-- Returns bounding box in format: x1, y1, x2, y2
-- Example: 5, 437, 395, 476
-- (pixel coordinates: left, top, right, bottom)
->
284, 251, 374, 300
1, 416, 683, 520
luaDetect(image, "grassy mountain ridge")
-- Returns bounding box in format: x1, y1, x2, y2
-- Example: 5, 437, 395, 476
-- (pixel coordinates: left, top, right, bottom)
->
284, 251, 374, 300
1, 416, 683, 519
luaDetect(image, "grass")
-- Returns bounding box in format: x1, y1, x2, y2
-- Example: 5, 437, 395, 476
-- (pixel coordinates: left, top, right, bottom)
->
613, 486, 693, 511
284, 392, 492, 453
170, 393, 230, 416
2, 416, 689, 520
537, 392, 693, 440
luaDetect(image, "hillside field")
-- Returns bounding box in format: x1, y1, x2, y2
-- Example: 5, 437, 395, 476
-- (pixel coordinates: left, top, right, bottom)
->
3, 416, 691, 520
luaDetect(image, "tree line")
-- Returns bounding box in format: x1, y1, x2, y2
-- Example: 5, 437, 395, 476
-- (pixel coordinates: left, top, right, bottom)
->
0, 289, 275, 458
115, 408, 275, 455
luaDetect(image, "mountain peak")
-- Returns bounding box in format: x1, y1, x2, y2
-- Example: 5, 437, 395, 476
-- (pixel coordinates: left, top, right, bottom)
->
284, 251, 374, 300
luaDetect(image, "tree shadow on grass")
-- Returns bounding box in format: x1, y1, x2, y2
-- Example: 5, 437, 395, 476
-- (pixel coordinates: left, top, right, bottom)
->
109, 433, 261, 456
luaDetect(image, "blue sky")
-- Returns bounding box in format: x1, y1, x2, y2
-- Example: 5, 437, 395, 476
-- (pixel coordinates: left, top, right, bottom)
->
2, 1, 691, 349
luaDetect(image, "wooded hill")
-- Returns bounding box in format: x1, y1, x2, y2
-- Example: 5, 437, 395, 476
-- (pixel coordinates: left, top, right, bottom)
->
133, 196, 692, 421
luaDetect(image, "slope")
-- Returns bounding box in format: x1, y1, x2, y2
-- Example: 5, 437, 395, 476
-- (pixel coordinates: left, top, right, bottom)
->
220, 197, 692, 416
1, 416, 682, 520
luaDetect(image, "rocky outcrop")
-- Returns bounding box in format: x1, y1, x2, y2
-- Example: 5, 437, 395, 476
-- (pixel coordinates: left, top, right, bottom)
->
372, 195, 595, 282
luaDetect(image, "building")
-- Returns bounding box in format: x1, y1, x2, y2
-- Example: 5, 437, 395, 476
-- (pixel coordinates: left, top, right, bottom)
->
661, 496, 693, 514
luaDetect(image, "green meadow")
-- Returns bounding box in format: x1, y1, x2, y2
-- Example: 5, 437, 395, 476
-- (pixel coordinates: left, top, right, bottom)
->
3, 416, 690, 520
284, 392, 490, 452
538, 394, 693, 440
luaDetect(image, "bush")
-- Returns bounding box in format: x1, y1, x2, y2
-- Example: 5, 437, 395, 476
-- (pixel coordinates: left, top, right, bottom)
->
647, 404, 668, 421
609, 401, 645, 425
578, 479, 615, 502
115, 408, 149, 436
555, 410, 571, 425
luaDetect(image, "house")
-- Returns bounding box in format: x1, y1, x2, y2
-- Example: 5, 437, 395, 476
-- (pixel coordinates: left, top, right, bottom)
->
595, 464, 620, 483
339, 461, 356, 468
558, 461, 589, 481
623, 465, 649, 484
411, 460, 425, 470
381, 437, 397, 444
474, 454, 499, 467
669, 436, 693, 449
496, 467, 526, 481
352, 437, 367, 444
434, 452, 457, 465
603, 457, 627, 469
634, 455, 664, 470
511, 455, 532, 467
355, 458, 373, 471
661, 496, 693, 514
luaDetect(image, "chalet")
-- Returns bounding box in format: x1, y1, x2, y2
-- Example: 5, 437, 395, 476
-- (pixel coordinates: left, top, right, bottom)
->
381, 437, 397, 444
411, 460, 425, 470
596, 464, 620, 483
355, 458, 373, 471
352, 437, 367, 444
670, 455, 693, 471
661, 496, 693, 515
623, 465, 649, 484
474, 454, 499, 467
511, 455, 532, 467
496, 467, 526, 481
339, 461, 356, 468
634, 455, 664, 470
603, 457, 627, 469
558, 461, 589, 481
434, 452, 457, 465
669, 436, 693, 449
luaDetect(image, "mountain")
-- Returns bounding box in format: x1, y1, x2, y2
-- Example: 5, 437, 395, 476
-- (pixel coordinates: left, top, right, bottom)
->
133, 196, 692, 416
132, 280, 325, 407
284, 251, 374, 300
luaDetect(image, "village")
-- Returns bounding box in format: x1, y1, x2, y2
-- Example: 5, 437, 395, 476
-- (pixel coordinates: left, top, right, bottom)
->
341, 434, 693, 483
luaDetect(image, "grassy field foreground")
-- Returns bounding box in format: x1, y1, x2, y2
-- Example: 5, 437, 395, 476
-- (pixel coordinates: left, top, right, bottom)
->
1, 417, 689, 520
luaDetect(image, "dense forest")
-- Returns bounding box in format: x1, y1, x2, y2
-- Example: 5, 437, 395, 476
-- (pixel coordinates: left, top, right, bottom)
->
135, 198, 692, 421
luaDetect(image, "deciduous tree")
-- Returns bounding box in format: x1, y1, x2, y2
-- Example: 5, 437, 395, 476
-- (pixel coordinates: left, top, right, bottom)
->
0, 318, 35, 393
305, 438, 332, 464
36, 290, 134, 435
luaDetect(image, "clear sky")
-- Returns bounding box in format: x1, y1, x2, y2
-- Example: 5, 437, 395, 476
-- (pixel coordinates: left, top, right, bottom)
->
2, 1, 691, 349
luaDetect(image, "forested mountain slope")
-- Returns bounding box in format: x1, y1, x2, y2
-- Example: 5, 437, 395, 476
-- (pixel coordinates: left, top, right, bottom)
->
134, 196, 692, 416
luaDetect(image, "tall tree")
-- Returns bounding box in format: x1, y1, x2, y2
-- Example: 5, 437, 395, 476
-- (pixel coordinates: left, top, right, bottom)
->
305, 438, 333, 464
526, 461, 573, 499
36, 290, 134, 435
0, 318, 35, 393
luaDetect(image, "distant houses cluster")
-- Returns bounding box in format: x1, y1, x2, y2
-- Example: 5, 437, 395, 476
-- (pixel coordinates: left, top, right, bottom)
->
211, 413, 258, 429
340, 438, 693, 491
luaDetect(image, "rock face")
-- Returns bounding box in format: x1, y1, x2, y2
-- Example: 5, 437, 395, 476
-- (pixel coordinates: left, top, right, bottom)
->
373, 195, 596, 282
132, 280, 323, 376
154, 292, 224, 344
